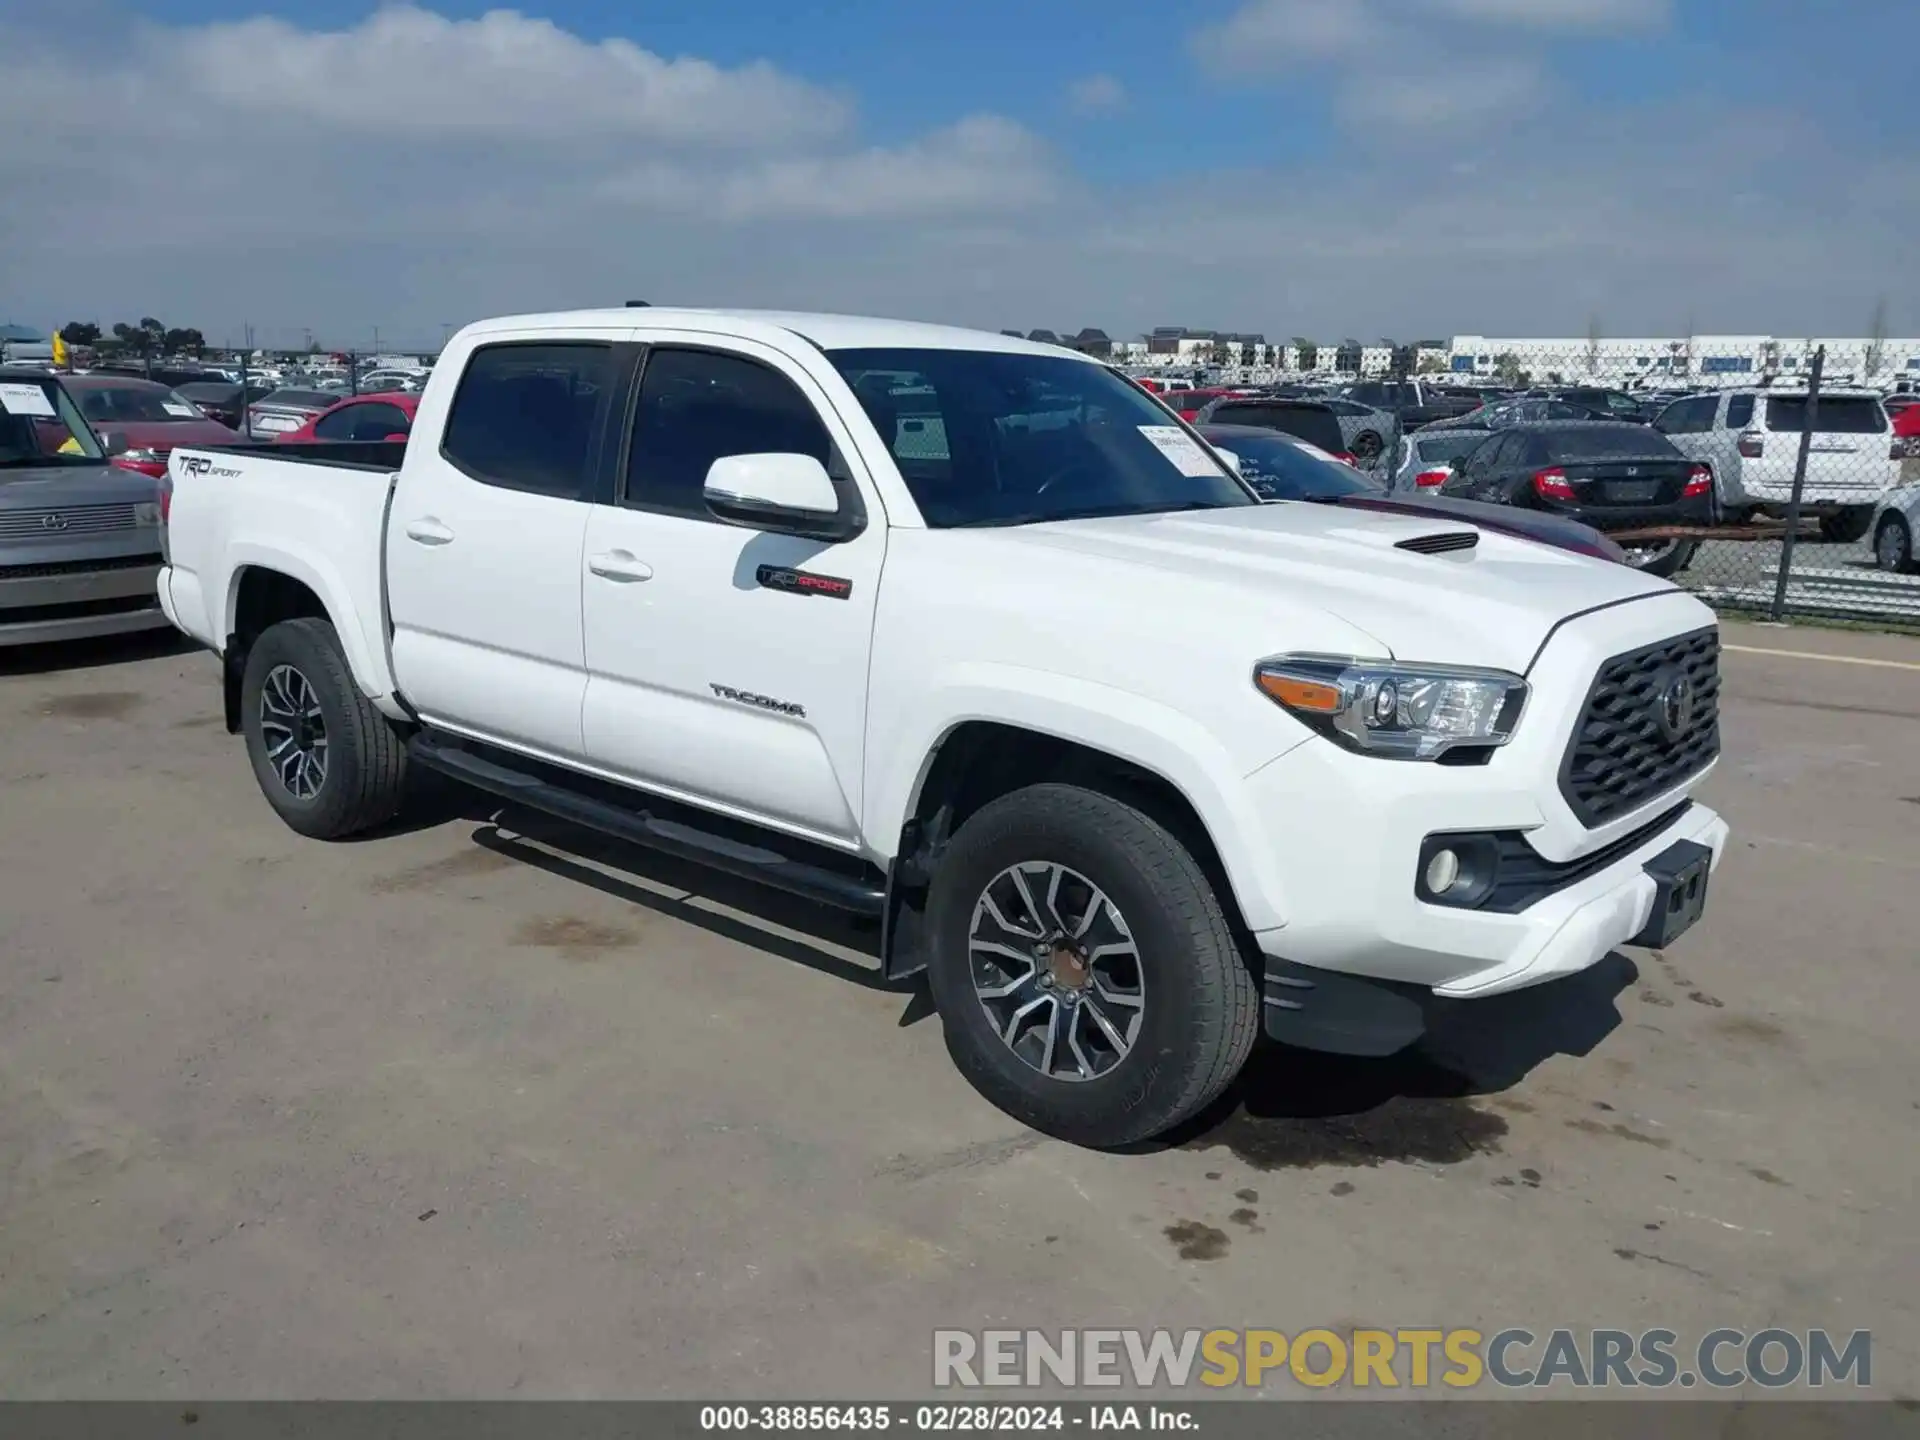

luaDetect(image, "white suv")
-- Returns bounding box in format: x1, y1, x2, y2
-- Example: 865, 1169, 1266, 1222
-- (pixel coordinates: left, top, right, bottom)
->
1654, 388, 1899, 541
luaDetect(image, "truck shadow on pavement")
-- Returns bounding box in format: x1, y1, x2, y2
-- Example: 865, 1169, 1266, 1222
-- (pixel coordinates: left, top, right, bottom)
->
0, 627, 194, 677
469, 814, 894, 997
1166, 952, 1639, 1170
447, 805, 1636, 1172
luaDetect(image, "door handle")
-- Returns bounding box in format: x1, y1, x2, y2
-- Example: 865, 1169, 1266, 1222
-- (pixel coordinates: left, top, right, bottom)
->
404, 518, 455, 546
588, 550, 654, 583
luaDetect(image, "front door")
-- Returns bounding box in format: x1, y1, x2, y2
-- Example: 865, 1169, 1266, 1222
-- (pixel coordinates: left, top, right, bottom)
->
579, 339, 885, 849
386, 337, 621, 759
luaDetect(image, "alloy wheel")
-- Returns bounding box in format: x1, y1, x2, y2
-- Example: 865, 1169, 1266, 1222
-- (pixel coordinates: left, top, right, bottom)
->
968, 861, 1145, 1083
259, 664, 328, 800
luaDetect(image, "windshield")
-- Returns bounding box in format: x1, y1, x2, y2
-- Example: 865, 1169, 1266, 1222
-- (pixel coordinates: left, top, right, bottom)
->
1204, 432, 1378, 500
0, 377, 107, 465
828, 349, 1253, 527
74, 384, 206, 424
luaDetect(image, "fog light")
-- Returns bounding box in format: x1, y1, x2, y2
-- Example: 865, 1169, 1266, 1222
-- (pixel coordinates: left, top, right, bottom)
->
1425, 847, 1462, 895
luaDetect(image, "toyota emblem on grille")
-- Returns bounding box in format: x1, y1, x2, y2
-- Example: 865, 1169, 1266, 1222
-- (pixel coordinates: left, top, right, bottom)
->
1655, 667, 1696, 745
41, 513, 69, 531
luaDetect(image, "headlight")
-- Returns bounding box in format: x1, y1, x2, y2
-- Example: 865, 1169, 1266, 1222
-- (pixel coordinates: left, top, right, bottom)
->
1253, 654, 1529, 760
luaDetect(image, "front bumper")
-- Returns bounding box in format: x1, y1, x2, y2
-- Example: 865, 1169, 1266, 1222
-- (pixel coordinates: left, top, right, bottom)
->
1233, 589, 1727, 1012
0, 558, 167, 647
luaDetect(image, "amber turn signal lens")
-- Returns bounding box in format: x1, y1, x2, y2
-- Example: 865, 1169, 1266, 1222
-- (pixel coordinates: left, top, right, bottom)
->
1256, 672, 1343, 712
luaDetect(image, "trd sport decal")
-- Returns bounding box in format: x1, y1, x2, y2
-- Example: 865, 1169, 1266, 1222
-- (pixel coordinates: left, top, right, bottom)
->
755, 564, 854, 600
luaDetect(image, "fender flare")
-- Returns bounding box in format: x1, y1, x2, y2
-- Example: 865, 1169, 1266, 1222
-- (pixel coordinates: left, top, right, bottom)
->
221, 542, 394, 704
867, 666, 1295, 936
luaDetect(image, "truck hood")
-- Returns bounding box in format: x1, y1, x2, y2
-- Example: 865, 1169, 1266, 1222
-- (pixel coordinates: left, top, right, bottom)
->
994, 502, 1672, 674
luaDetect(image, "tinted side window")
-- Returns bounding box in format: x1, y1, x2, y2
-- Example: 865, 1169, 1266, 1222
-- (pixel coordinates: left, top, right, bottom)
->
1724, 394, 1755, 429
442, 343, 613, 497
626, 348, 834, 519
312, 406, 360, 441
352, 403, 409, 441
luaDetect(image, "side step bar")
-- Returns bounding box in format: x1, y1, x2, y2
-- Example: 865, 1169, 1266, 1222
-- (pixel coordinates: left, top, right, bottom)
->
410, 734, 887, 917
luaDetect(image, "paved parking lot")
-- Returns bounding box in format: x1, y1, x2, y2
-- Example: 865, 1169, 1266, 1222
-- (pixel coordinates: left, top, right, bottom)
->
2, 622, 1917, 1400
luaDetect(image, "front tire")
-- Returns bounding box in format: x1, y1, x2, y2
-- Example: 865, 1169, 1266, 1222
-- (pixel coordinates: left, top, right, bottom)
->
1621, 539, 1697, 578
1819, 507, 1874, 544
241, 617, 408, 839
1875, 514, 1914, 574
925, 784, 1259, 1148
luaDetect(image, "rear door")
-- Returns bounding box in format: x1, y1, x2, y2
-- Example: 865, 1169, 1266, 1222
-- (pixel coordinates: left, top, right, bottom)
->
386, 335, 624, 759
578, 335, 885, 847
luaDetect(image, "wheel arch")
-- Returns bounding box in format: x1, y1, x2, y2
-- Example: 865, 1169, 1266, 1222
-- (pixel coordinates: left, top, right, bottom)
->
877, 710, 1286, 983
220, 552, 389, 733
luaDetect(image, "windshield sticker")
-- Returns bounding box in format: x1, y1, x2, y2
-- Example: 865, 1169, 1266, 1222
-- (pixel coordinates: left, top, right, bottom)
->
161, 402, 199, 418
1137, 425, 1223, 478
0, 382, 57, 417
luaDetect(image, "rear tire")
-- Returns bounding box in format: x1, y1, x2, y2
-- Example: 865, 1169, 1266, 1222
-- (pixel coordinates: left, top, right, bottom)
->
1351, 429, 1384, 464
924, 783, 1259, 1149
1875, 514, 1914, 574
1621, 539, 1696, 579
241, 617, 408, 839
1819, 507, 1874, 544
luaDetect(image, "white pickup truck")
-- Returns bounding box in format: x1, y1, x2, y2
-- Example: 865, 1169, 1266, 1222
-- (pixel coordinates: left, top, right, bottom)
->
160, 309, 1728, 1146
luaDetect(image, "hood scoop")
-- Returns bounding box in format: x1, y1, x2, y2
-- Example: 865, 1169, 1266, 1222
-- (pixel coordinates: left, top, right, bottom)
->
1395, 529, 1479, 556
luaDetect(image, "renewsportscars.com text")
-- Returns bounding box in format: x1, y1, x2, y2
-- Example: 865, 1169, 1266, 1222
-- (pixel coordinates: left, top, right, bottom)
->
933, 1328, 1872, 1391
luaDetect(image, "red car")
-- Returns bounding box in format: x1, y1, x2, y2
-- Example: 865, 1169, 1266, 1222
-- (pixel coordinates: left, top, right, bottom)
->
61, 374, 240, 479
274, 392, 421, 445
1162, 387, 1235, 421
1892, 398, 1920, 459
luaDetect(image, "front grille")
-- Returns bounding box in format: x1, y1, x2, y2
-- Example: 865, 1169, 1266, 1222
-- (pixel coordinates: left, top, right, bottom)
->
0, 505, 142, 540
0, 553, 159, 581
1396, 531, 1478, 555
1560, 627, 1720, 826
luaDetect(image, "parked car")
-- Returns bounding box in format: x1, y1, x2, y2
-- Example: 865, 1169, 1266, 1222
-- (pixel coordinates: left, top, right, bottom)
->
275, 393, 421, 445
1531, 387, 1654, 423
1889, 399, 1920, 460
1316, 397, 1398, 466
1653, 387, 1899, 540
160, 307, 1728, 1148
1390, 427, 1496, 491
1870, 483, 1919, 573
1441, 421, 1713, 576
1199, 424, 1627, 563
244, 388, 341, 438
1161, 387, 1235, 421
61, 375, 241, 478
1193, 396, 1359, 463
0, 368, 170, 646
1343, 380, 1482, 429
1425, 398, 1605, 432
174, 379, 275, 430
92, 362, 224, 390
357, 372, 424, 396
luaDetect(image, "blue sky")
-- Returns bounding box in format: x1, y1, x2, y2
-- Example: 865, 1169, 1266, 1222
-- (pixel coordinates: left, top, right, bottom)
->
4, 1, 1914, 348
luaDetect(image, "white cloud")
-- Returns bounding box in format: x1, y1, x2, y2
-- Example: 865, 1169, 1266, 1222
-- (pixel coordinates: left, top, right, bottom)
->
1427, 0, 1670, 31
0, 5, 1909, 349
1066, 74, 1128, 115
1191, 0, 1384, 74
162, 5, 852, 147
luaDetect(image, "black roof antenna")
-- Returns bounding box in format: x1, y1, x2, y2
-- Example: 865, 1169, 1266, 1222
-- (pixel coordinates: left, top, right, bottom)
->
625, 299, 650, 308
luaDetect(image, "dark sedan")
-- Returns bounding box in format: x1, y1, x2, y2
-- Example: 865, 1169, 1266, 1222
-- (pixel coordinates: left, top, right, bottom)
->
1197, 424, 1627, 564
174, 379, 276, 430
61, 374, 240, 478
1439, 421, 1713, 575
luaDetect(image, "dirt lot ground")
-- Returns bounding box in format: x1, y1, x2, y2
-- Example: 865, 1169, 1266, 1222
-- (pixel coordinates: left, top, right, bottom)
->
2, 620, 1916, 1401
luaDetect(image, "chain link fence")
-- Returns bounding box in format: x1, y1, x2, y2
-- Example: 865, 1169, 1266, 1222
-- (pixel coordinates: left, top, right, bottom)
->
1222, 342, 1920, 630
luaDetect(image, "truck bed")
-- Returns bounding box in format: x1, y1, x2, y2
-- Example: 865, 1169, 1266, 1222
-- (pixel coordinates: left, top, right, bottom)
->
161, 444, 402, 705
195, 440, 409, 472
